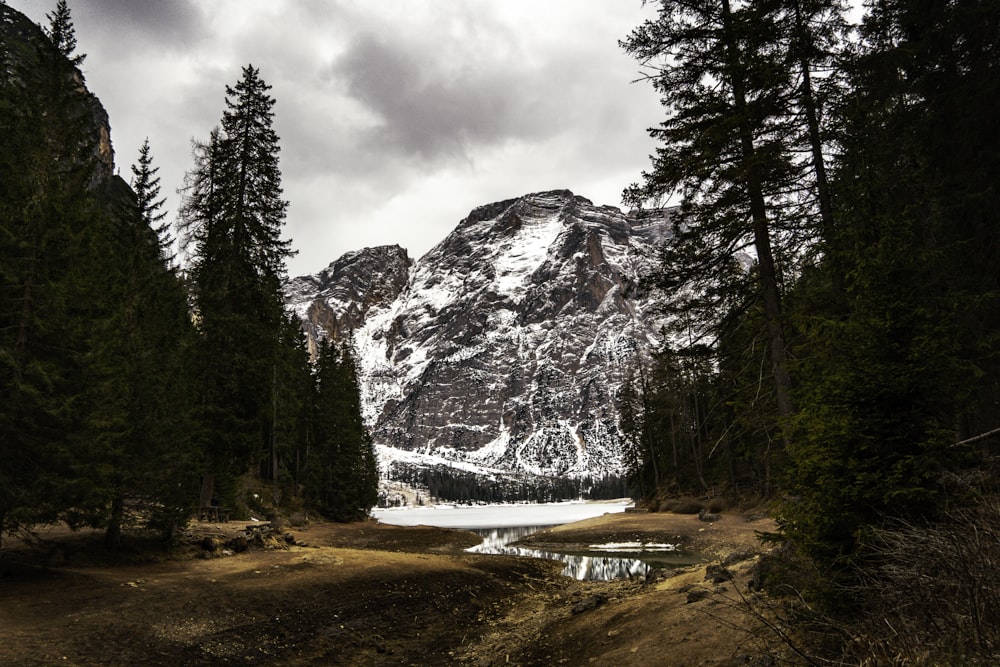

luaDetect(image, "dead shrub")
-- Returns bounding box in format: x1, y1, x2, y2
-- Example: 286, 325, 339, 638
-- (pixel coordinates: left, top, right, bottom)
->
707, 498, 726, 514
658, 499, 677, 512
671, 499, 704, 514
717, 499, 1000, 665
843, 500, 1000, 665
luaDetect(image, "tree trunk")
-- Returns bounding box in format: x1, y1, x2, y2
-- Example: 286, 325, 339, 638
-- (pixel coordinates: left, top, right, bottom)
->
792, 0, 843, 295
689, 373, 710, 491
104, 494, 124, 550
752, 218, 795, 419
271, 363, 278, 504
199, 471, 215, 509
722, 0, 795, 420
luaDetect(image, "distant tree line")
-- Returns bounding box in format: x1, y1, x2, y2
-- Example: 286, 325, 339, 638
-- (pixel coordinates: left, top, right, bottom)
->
0, 2, 377, 549
619, 0, 1000, 657
389, 463, 632, 505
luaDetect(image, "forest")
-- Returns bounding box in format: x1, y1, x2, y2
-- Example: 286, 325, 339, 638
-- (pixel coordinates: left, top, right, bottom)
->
617, 0, 1000, 661
0, 1, 378, 550
386, 463, 631, 506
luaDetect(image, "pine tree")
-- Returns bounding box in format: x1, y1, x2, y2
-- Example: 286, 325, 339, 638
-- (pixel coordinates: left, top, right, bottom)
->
1, 10, 103, 540
178, 65, 295, 512
218, 65, 292, 279
617, 369, 652, 497
307, 338, 378, 521
770, 0, 850, 296
622, 0, 797, 427
45, 0, 84, 66
80, 139, 200, 547
2, 6, 203, 547
780, 0, 1000, 566
131, 137, 173, 262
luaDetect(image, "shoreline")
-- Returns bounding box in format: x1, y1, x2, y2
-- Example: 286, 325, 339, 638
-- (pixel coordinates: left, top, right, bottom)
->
1, 508, 778, 665
515, 510, 776, 561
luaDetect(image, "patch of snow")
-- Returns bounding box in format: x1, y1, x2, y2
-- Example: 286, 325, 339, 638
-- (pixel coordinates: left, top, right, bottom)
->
466, 418, 512, 465
372, 499, 631, 529
375, 443, 508, 479
588, 542, 678, 552
493, 214, 564, 301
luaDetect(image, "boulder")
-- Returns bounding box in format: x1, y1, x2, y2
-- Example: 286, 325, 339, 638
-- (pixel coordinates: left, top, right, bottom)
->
685, 588, 710, 604
571, 593, 608, 614
227, 535, 249, 553
705, 564, 732, 584
201, 536, 222, 552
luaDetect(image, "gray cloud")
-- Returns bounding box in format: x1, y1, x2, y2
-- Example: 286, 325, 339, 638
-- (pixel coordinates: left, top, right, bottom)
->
331, 31, 554, 163
4, 0, 665, 277
76, 0, 207, 50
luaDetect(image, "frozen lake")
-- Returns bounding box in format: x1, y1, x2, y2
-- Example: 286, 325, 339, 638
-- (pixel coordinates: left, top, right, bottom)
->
372, 501, 700, 581
371, 500, 632, 530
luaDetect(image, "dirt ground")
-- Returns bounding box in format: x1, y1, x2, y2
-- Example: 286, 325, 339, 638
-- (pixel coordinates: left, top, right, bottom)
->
0, 510, 779, 666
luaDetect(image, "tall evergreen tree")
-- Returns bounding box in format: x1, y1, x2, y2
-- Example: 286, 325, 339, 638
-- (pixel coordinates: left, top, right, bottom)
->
1, 8, 103, 540
623, 1, 855, 502
780, 0, 1000, 565
131, 137, 173, 262
178, 64, 294, 511
217, 66, 292, 279
1, 12, 200, 545
75, 139, 201, 548
771, 0, 850, 296
622, 0, 798, 429
2, 6, 221, 547
617, 369, 653, 497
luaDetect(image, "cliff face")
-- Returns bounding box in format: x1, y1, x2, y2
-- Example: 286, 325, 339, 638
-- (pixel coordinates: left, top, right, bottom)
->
286, 245, 413, 357
287, 190, 672, 480
1, 5, 115, 187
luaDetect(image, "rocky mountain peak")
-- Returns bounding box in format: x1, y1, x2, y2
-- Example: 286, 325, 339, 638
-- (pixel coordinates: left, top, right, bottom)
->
285, 244, 411, 353
286, 189, 672, 483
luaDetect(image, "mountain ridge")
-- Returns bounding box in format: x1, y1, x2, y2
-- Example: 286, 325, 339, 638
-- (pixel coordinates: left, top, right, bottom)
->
285, 189, 672, 485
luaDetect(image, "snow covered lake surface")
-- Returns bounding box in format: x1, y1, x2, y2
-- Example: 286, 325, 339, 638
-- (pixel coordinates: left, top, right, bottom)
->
372, 501, 700, 581
371, 499, 632, 530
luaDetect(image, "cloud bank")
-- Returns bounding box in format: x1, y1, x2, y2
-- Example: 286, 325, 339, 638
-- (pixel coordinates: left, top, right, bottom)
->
10, 0, 662, 276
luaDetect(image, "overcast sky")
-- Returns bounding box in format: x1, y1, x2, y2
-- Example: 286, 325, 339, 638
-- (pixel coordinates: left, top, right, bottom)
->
11, 0, 663, 277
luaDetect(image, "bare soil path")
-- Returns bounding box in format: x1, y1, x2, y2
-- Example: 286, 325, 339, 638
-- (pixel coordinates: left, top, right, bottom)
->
0, 511, 777, 666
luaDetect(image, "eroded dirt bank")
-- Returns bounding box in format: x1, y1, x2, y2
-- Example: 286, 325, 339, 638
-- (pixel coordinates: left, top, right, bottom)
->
0, 511, 777, 666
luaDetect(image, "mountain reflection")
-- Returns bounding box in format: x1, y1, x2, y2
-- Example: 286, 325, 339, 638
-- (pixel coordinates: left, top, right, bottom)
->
468, 525, 680, 581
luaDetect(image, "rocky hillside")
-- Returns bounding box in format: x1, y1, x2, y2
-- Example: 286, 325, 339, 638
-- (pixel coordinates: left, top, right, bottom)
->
286, 190, 671, 482
285, 245, 412, 357
0, 5, 115, 188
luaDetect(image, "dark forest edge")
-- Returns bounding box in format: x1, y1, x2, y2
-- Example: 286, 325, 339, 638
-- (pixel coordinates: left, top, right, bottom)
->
0, 2, 377, 551
383, 463, 632, 507
617, 0, 1000, 662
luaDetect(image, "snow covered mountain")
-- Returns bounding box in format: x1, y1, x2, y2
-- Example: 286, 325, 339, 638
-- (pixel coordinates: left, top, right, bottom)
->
285, 190, 671, 484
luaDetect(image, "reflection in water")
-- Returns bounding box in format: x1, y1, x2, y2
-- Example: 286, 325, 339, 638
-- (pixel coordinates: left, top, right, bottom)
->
467, 525, 695, 581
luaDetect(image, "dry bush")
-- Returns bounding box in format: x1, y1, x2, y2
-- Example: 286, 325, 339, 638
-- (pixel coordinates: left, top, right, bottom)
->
719, 499, 1000, 665
671, 498, 704, 514
689, 546, 850, 666
843, 500, 1000, 665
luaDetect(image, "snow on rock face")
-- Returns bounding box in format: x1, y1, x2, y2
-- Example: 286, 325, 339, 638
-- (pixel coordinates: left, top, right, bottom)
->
284, 245, 412, 356
285, 190, 671, 480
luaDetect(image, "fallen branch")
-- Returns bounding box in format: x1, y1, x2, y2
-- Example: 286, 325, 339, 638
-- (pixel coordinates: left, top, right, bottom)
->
954, 426, 1000, 447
